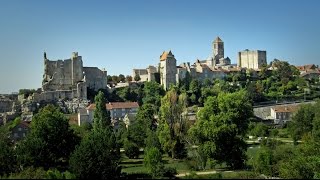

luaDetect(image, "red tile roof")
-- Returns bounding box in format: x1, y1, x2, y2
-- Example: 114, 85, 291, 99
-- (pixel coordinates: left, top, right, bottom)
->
160, 51, 174, 61
87, 102, 139, 110
272, 105, 300, 113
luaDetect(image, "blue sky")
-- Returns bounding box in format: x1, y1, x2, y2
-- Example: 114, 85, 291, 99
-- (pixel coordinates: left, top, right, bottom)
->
0, 0, 319, 93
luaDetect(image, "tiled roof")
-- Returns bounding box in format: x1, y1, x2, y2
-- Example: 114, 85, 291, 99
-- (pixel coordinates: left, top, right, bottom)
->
272, 105, 300, 113
87, 102, 139, 110
160, 51, 174, 61
296, 64, 317, 71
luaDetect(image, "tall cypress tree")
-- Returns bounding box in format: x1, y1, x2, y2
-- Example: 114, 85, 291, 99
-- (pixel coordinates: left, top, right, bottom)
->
93, 91, 111, 131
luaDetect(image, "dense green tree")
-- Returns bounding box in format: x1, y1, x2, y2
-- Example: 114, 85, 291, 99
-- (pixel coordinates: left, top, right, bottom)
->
249, 122, 269, 137
188, 79, 201, 105
125, 75, 133, 82
134, 74, 141, 81
123, 139, 140, 159
70, 123, 92, 139
158, 89, 188, 159
16, 105, 79, 170
0, 126, 16, 176
200, 87, 217, 104
69, 91, 120, 178
179, 71, 192, 92
118, 74, 126, 82
127, 120, 147, 148
142, 81, 164, 111
253, 147, 275, 176
135, 103, 156, 130
145, 130, 161, 152
271, 59, 299, 83
288, 104, 315, 143
143, 147, 165, 178
112, 75, 119, 83
116, 86, 137, 102
246, 81, 265, 102
115, 121, 127, 147
69, 129, 121, 179
107, 75, 113, 82
189, 90, 252, 169
93, 91, 111, 131
258, 64, 271, 80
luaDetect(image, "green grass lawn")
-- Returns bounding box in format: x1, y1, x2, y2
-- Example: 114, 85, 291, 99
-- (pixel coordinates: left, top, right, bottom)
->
120, 153, 192, 174
120, 153, 148, 174
121, 146, 260, 177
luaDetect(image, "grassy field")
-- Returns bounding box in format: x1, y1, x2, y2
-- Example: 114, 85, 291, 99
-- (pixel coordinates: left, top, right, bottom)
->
120, 146, 259, 177
120, 153, 192, 174
120, 153, 148, 174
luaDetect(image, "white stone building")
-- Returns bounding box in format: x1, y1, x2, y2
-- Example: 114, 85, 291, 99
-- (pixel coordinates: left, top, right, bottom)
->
78, 102, 139, 126
159, 51, 177, 90
270, 104, 299, 125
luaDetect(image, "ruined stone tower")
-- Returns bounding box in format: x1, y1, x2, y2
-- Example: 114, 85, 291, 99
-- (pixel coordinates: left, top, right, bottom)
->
159, 50, 177, 90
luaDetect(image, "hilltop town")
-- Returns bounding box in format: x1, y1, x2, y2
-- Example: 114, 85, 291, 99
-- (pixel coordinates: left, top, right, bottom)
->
1, 36, 320, 179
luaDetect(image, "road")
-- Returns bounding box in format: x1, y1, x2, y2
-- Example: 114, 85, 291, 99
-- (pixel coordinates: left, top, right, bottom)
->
246, 137, 302, 144
175, 170, 234, 177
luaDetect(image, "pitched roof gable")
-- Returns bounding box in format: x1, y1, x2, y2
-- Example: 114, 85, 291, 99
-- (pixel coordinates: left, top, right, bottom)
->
87, 102, 139, 110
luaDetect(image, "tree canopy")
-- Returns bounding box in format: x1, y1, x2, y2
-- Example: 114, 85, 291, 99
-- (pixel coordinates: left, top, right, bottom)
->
189, 90, 253, 169
16, 105, 79, 170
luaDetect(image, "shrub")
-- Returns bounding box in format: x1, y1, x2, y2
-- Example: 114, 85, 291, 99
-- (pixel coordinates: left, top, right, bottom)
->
124, 140, 140, 159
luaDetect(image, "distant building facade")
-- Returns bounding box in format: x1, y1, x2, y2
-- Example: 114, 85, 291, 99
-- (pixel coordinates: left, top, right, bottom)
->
238, 49, 267, 69
296, 64, 320, 80
132, 37, 245, 90
78, 102, 139, 127
270, 104, 300, 125
159, 51, 177, 90
132, 65, 157, 82
9, 121, 30, 143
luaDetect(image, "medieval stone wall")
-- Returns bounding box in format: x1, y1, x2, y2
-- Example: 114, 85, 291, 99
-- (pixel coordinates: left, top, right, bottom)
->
83, 67, 107, 91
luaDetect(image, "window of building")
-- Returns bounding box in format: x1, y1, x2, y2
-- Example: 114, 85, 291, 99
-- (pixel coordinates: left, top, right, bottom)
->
18, 128, 22, 131
14, 133, 18, 138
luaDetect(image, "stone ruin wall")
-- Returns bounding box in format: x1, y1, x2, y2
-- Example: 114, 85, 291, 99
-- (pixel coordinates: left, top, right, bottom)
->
83, 67, 108, 91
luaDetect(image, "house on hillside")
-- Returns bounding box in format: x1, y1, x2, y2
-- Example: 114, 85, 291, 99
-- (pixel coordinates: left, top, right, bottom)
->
9, 121, 31, 143
78, 102, 139, 128
270, 104, 300, 125
296, 64, 320, 80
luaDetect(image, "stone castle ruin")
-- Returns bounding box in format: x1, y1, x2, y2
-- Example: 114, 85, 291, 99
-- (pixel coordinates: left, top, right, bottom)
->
34, 52, 108, 102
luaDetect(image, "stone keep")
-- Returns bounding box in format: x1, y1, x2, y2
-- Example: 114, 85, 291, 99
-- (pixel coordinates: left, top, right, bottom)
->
43, 52, 83, 91
160, 51, 177, 90
238, 49, 267, 69
37, 52, 108, 102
